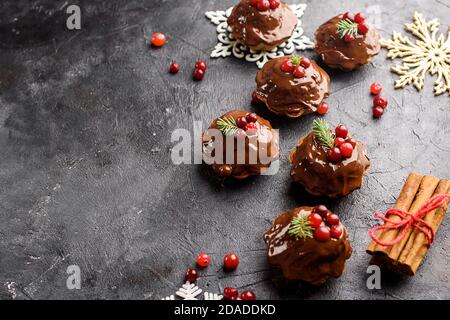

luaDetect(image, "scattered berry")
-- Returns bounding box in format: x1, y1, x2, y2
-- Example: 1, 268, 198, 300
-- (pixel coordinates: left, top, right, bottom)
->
185, 268, 198, 283
313, 205, 329, 218
334, 137, 346, 147
193, 69, 205, 81
246, 112, 258, 123
237, 116, 248, 128
370, 82, 382, 95
169, 62, 180, 74
343, 12, 354, 21
300, 57, 311, 69
330, 225, 343, 239
326, 213, 340, 225
195, 60, 207, 72
293, 66, 306, 78
240, 290, 256, 300
373, 96, 388, 109
269, 0, 281, 9
245, 122, 258, 135
354, 12, 365, 23
339, 142, 354, 158
357, 23, 369, 35
344, 34, 355, 43
251, 91, 261, 104
346, 138, 357, 148
314, 226, 331, 242
316, 102, 329, 115
257, 0, 270, 11
373, 106, 384, 118
327, 147, 342, 163
196, 253, 211, 268
223, 287, 239, 300
335, 125, 349, 138
280, 59, 295, 72
308, 213, 323, 228
151, 32, 166, 47
224, 253, 239, 270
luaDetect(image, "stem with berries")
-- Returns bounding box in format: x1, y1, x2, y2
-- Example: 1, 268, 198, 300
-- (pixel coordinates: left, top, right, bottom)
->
288, 215, 314, 240
312, 119, 335, 150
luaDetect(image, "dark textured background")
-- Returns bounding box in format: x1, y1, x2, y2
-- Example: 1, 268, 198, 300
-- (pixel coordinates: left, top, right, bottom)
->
0, 0, 449, 300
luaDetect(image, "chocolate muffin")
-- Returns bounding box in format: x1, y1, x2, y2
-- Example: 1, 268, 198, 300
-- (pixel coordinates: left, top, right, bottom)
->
202, 110, 279, 179
315, 12, 381, 71
227, 0, 298, 51
255, 55, 330, 117
290, 119, 370, 197
265, 205, 352, 285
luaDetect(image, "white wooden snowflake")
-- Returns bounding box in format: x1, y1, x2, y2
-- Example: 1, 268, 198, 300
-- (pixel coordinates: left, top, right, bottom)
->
380, 12, 450, 96
205, 4, 314, 69
161, 282, 223, 301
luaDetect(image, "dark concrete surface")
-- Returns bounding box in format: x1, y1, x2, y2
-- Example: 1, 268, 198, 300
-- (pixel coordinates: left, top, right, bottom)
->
0, 0, 449, 300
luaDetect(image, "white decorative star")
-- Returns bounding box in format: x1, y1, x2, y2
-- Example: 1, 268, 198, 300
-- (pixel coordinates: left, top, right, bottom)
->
161, 282, 223, 301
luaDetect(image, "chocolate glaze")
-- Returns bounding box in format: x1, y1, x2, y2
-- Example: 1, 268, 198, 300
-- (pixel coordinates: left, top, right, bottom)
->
315, 14, 381, 71
202, 110, 279, 179
255, 56, 330, 117
290, 132, 370, 197
265, 206, 352, 285
227, 0, 298, 51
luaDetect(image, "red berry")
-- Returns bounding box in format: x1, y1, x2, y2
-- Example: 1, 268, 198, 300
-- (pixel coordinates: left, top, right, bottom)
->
280, 59, 295, 72
373, 106, 384, 118
249, 0, 259, 6
269, 0, 281, 9
185, 268, 198, 283
370, 82, 382, 95
195, 60, 207, 71
314, 226, 331, 242
308, 213, 323, 228
224, 253, 239, 270
246, 112, 258, 123
344, 34, 355, 43
151, 32, 166, 47
358, 23, 369, 35
335, 125, 348, 138
354, 12, 365, 23
169, 62, 180, 74
196, 253, 211, 268
339, 142, 354, 158
330, 225, 343, 239
257, 0, 270, 11
237, 116, 248, 128
293, 66, 306, 78
193, 69, 205, 81
300, 57, 311, 69
240, 290, 256, 300
223, 287, 239, 300
245, 122, 258, 135
313, 205, 329, 218
334, 137, 346, 147
343, 12, 354, 21
327, 147, 342, 163
373, 96, 388, 108
316, 102, 329, 115
326, 213, 340, 225
346, 138, 357, 148
251, 91, 260, 104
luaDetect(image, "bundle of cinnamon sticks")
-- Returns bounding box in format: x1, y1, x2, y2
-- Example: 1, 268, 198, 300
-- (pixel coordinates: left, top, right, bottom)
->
367, 173, 450, 276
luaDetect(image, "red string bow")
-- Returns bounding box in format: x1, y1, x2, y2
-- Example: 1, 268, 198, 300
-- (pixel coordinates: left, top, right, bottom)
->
369, 194, 450, 247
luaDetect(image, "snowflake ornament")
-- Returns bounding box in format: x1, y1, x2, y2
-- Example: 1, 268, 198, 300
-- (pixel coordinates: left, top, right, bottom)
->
205, 4, 314, 69
161, 282, 223, 301
380, 12, 450, 96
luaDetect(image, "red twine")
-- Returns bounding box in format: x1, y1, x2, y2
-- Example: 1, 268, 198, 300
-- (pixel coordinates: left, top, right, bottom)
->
369, 194, 450, 247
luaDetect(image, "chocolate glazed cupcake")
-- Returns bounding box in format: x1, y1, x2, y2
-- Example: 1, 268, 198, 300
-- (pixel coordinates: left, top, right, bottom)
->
290, 119, 370, 197
202, 110, 279, 179
227, 0, 298, 51
265, 205, 352, 285
315, 12, 381, 71
255, 55, 330, 117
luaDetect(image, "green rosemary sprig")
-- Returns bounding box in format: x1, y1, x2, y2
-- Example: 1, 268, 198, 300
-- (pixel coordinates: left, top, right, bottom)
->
290, 55, 301, 66
312, 118, 335, 150
216, 116, 239, 136
335, 18, 358, 39
288, 214, 314, 240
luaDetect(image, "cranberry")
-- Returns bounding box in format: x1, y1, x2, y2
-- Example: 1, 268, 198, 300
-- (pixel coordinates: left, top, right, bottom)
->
326, 213, 340, 225
313, 205, 329, 218
373, 96, 388, 108
335, 125, 348, 138
237, 116, 248, 128
251, 91, 260, 104
316, 102, 329, 115
373, 106, 384, 118
370, 82, 382, 95
269, 0, 281, 9
343, 12, 354, 21
257, 0, 270, 11
346, 138, 357, 148
185, 268, 198, 283
249, 0, 259, 6
358, 23, 369, 35
240, 290, 256, 300
308, 213, 323, 228
339, 142, 354, 158
344, 34, 355, 43
280, 59, 295, 72
245, 122, 258, 135
334, 137, 345, 147
224, 253, 239, 270
193, 69, 205, 81
327, 147, 342, 163
195, 60, 207, 72
293, 66, 306, 78
223, 287, 239, 300
354, 12, 365, 23
246, 112, 258, 123
314, 226, 331, 242
196, 253, 211, 268
169, 62, 180, 74
300, 57, 311, 69
330, 225, 344, 239
151, 32, 166, 47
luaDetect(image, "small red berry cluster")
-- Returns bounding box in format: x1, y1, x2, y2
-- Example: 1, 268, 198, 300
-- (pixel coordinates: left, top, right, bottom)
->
224, 287, 256, 300
249, 0, 280, 12
327, 125, 357, 163
308, 205, 343, 241
236, 112, 258, 135
280, 55, 311, 78
193, 60, 207, 81
338, 12, 369, 43
370, 82, 388, 118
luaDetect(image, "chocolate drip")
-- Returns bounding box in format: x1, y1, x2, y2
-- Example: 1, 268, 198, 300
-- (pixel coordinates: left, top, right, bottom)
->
315, 15, 381, 71
290, 132, 370, 197
227, 0, 298, 51
265, 206, 352, 285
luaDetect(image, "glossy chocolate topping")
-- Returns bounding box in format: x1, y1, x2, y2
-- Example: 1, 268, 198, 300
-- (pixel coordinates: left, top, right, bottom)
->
315, 15, 381, 71
265, 206, 352, 285
255, 56, 330, 117
227, 0, 298, 50
202, 110, 279, 179
290, 132, 370, 197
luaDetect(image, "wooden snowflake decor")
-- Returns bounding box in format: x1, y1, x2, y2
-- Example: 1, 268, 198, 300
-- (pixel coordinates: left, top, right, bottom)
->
380, 12, 450, 96
205, 4, 314, 69
161, 282, 223, 300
